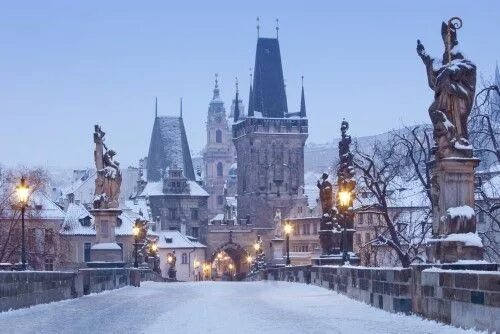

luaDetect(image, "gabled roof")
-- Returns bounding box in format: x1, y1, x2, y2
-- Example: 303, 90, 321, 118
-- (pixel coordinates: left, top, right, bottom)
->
140, 180, 209, 197
147, 116, 195, 181
252, 37, 288, 118
157, 230, 206, 249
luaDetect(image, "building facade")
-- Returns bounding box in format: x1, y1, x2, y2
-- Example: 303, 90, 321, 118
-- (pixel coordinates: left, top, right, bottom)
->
203, 77, 236, 216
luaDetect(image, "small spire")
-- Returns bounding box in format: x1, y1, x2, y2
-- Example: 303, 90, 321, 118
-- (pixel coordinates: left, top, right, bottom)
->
299, 75, 306, 117
248, 69, 254, 117
180, 98, 183, 118
234, 77, 240, 122
155, 96, 158, 118
212, 73, 220, 100
256, 17, 260, 38
496, 61, 500, 84
276, 18, 279, 39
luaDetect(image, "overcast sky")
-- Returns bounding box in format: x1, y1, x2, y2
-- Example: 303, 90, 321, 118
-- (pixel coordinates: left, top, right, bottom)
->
1, 1, 499, 168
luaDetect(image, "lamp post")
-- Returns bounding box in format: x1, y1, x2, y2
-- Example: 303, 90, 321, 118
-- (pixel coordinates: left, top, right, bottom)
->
338, 189, 352, 264
16, 177, 30, 271
132, 223, 140, 268
284, 223, 293, 266
253, 241, 261, 271
246, 255, 253, 272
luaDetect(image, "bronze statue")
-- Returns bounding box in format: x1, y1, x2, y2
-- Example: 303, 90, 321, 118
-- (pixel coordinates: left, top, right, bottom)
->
317, 173, 334, 216
337, 120, 355, 197
93, 125, 122, 209
417, 17, 476, 158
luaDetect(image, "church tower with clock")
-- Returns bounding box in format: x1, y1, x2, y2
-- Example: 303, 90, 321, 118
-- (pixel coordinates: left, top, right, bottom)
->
203, 75, 237, 216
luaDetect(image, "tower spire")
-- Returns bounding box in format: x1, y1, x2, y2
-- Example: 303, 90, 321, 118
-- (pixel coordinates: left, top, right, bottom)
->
213, 73, 220, 100
256, 17, 260, 38
155, 96, 158, 118
180, 98, 183, 118
299, 75, 306, 117
248, 68, 254, 117
234, 77, 240, 122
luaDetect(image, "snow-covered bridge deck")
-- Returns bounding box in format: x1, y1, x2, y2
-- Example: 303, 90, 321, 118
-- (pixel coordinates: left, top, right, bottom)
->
0, 281, 481, 334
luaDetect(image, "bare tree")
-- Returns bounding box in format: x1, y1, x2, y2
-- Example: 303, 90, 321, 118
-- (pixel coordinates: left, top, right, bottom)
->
0, 167, 52, 267
353, 128, 432, 268
470, 81, 500, 261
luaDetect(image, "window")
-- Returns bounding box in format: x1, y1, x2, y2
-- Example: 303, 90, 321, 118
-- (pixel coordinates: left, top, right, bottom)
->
80, 216, 91, 227
182, 253, 188, 264
293, 224, 299, 236
302, 224, 310, 235
364, 233, 371, 243
84, 243, 91, 262
355, 234, 362, 246
215, 130, 222, 143
358, 214, 364, 225
368, 214, 373, 224
44, 229, 54, 245
44, 258, 54, 271
191, 227, 199, 238
191, 209, 199, 220
169, 226, 179, 231
168, 208, 177, 219
298, 206, 303, 214
217, 195, 224, 205
312, 223, 318, 235
161, 219, 168, 230
217, 162, 223, 177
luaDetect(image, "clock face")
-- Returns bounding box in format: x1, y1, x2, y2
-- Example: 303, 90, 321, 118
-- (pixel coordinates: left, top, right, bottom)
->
215, 116, 222, 123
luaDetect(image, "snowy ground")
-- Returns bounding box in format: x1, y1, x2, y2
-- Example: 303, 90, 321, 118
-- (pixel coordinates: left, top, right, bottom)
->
0, 281, 484, 334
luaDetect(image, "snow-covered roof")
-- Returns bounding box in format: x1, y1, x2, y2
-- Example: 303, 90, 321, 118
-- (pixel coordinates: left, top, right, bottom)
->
156, 230, 206, 249
61, 203, 156, 236
225, 196, 237, 207
140, 181, 209, 197
0, 192, 65, 221
124, 197, 151, 221
210, 213, 224, 222
62, 168, 140, 206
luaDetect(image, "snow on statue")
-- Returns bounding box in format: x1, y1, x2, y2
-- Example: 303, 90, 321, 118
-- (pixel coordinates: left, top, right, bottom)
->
416, 17, 476, 159
93, 124, 122, 209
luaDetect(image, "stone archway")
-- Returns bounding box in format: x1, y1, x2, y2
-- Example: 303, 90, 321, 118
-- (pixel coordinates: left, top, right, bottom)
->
210, 241, 250, 279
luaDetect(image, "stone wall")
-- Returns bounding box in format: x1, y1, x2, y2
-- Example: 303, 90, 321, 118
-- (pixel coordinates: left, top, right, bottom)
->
263, 265, 500, 333
0, 268, 162, 313
413, 266, 500, 332
267, 265, 412, 314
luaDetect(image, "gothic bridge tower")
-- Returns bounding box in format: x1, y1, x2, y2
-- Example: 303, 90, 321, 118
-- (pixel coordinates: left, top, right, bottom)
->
233, 34, 309, 231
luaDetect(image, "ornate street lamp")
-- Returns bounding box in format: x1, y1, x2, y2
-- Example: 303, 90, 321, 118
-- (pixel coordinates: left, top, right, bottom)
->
16, 177, 30, 271
284, 223, 293, 266
132, 223, 140, 268
338, 189, 352, 264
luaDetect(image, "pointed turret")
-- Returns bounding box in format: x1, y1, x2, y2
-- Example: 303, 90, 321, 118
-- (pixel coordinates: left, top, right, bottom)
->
248, 80, 254, 117
299, 76, 306, 117
155, 96, 158, 118
495, 61, 500, 86
180, 98, 183, 118
252, 37, 288, 117
233, 78, 240, 122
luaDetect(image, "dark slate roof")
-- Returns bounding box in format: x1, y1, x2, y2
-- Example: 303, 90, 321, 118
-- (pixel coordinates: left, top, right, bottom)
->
147, 116, 195, 181
252, 37, 288, 118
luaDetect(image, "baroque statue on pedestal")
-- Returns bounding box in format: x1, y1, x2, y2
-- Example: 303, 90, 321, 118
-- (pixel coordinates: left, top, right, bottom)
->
93, 125, 122, 209
417, 17, 476, 159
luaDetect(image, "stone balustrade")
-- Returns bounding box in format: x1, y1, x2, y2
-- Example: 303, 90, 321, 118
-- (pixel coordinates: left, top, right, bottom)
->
261, 264, 500, 333
0, 268, 162, 313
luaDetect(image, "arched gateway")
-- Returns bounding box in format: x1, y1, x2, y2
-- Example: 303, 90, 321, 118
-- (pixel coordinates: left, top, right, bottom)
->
209, 241, 250, 279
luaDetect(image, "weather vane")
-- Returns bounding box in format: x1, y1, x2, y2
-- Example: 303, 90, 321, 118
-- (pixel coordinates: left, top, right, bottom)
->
256, 17, 260, 37
276, 18, 279, 38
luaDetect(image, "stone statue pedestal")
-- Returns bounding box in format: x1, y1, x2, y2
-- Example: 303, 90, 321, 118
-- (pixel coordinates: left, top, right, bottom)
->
427, 157, 484, 263
88, 209, 125, 267
270, 238, 285, 266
